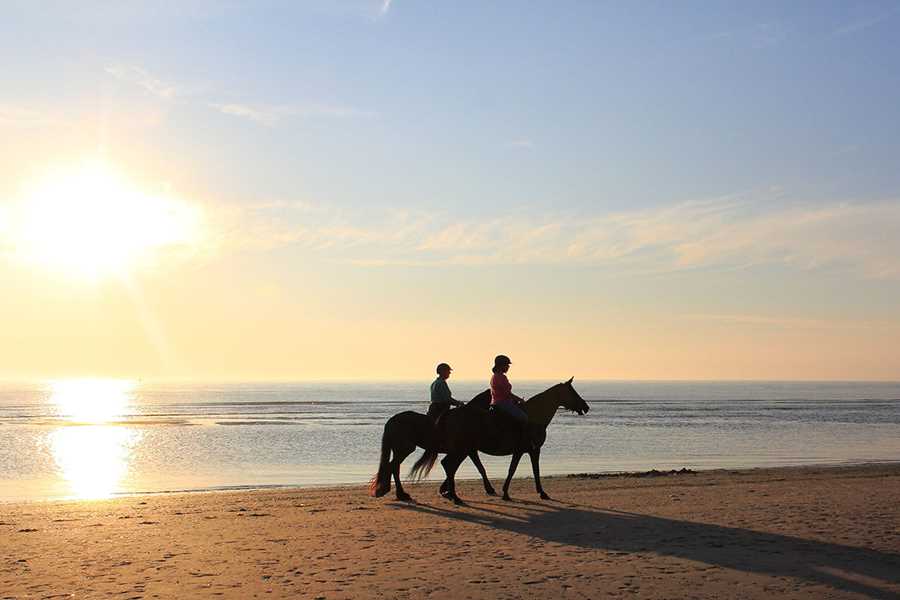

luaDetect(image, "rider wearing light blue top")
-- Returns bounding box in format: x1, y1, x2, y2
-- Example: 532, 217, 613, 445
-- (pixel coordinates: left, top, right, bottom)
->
427, 362, 463, 421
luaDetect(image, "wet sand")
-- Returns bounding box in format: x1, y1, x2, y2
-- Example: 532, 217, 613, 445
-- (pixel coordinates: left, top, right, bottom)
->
3, 464, 900, 599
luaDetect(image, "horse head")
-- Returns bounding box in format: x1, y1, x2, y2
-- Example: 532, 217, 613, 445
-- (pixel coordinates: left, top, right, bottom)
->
559, 377, 589, 415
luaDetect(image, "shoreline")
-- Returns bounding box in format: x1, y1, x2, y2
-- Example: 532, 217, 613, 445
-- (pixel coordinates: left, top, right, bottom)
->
6, 459, 900, 506
4, 462, 900, 598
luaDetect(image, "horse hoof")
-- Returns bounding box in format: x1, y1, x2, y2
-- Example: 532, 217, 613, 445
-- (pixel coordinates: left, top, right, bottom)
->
452, 496, 466, 506
397, 493, 414, 503
485, 488, 497, 496
440, 488, 452, 499
539, 492, 552, 500
502, 494, 512, 502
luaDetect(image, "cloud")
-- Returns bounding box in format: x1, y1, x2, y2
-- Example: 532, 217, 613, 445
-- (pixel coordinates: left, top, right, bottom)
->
229, 196, 900, 279
210, 103, 285, 125
506, 139, 536, 150
695, 22, 789, 50
751, 22, 789, 49
0, 105, 59, 128
834, 7, 899, 37
685, 314, 840, 329
105, 64, 373, 126
0, 102, 167, 132
210, 102, 376, 125
104, 64, 183, 99
683, 313, 897, 331
379, 0, 392, 16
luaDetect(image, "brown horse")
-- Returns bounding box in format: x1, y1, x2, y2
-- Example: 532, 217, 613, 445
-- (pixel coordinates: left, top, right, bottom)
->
367, 390, 500, 502
370, 378, 589, 504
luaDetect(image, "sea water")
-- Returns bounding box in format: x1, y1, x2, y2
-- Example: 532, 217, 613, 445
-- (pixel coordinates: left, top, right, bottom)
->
1, 380, 899, 501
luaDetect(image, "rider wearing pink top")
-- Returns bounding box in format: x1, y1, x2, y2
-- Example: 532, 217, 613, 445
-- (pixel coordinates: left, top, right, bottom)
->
490, 355, 528, 425
490, 371, 514, 405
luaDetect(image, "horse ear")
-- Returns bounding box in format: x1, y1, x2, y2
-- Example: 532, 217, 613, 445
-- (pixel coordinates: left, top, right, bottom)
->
566, 376, 573, 385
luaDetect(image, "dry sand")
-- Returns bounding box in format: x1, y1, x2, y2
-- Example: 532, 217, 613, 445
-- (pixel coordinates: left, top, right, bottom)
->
3, 464, 900, 599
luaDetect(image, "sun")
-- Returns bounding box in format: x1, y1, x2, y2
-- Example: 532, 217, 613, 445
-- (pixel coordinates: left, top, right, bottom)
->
9, 160, 202, 280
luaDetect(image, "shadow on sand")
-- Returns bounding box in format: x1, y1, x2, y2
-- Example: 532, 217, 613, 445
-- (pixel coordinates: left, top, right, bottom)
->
389, 497, 900, 599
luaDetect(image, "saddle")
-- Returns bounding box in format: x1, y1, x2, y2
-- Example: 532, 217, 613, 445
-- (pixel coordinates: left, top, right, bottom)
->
487, 406, 545, 450
487, 404, 510, 424
429, 403, 457, 445
487, 405, 524, 436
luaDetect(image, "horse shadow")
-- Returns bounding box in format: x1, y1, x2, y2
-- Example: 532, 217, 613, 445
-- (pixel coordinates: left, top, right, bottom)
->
389, 497, 900, 599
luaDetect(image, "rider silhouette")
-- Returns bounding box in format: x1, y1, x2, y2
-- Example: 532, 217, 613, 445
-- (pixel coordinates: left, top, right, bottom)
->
427, 362, 463, 423
490, 354, 534, 449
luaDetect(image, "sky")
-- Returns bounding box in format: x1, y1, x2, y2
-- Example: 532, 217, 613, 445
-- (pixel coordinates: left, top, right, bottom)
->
1, 0, 899, 381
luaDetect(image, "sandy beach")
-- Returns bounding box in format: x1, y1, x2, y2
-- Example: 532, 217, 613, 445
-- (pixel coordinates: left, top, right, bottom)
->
3, 464, 900, 599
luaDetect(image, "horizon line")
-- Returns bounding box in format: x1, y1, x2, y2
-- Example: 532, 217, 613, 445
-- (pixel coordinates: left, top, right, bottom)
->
2, 377, 899, 386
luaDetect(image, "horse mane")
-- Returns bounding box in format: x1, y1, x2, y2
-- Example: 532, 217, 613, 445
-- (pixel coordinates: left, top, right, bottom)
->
467, 389, 492, 410
524, 383, 567, 426
467, 383, 567, 426
523, 383, 563, 407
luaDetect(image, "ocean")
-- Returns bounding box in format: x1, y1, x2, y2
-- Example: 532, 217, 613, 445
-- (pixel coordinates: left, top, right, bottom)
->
1, 380, 899, 502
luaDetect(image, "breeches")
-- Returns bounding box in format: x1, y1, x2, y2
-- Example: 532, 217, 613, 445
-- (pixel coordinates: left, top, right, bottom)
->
494, 402, 528, 424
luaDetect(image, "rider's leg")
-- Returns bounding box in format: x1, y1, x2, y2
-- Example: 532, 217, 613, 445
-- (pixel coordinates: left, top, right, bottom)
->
497, 403, 531, 450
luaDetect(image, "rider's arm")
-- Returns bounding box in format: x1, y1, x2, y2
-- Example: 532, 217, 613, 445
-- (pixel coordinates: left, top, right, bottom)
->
434, 379, 454, 404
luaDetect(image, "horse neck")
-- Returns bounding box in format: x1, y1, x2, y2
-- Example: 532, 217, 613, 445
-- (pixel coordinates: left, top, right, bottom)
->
524, 386, 562, 427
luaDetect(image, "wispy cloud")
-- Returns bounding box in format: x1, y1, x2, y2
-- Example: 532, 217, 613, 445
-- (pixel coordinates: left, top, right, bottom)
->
210, 102, 375, 125
506, 139, 536, 150
685, 314, 836, 329
209, 103, 289, 125
229, 196, 900, 279
104, 63, 374, 125
751, 22, 789, 49
0, 105, 59, 128
379, 0, 392, 16
696, 22, 789, 50
104, 64, 183, 100
834, 7, 899, 37
683, 313, 895, 331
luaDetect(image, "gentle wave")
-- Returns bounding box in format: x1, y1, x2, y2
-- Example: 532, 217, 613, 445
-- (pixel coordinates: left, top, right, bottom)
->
2, 380, 900, 501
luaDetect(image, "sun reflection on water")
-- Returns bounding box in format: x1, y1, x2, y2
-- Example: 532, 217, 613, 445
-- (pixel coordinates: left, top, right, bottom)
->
49, 426, 140, 499
47, 379, 141, 499
51, 378, 134, 423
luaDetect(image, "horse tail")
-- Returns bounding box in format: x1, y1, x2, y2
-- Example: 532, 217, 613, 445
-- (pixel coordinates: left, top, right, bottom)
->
368, 426, 393, 497
408, 448, 438, 482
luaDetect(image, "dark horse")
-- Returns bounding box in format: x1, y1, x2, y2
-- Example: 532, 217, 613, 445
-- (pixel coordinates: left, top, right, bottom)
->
369, 378, 589, 504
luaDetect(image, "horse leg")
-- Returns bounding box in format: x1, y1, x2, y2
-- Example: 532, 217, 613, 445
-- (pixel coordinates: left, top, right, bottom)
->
502, 452, 523, 501
469, 451, 496, 496
392, 444, 415, 502
528, 448, 551, 500
439, 454, 454, 498
443, 453, 467, 505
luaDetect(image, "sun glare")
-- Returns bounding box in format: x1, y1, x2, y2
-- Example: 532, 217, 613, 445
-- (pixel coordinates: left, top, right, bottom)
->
10, 161, 201, 279
47, 378, 140, 499
51, 378, 135, 423
49, 425, 140, 500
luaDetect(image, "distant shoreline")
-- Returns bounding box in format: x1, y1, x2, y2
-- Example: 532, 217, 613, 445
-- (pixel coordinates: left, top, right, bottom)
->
7, 460, 900, 506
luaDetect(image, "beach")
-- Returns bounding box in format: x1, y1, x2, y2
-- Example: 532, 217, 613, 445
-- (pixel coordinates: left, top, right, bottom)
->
3, 464, 900, 599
